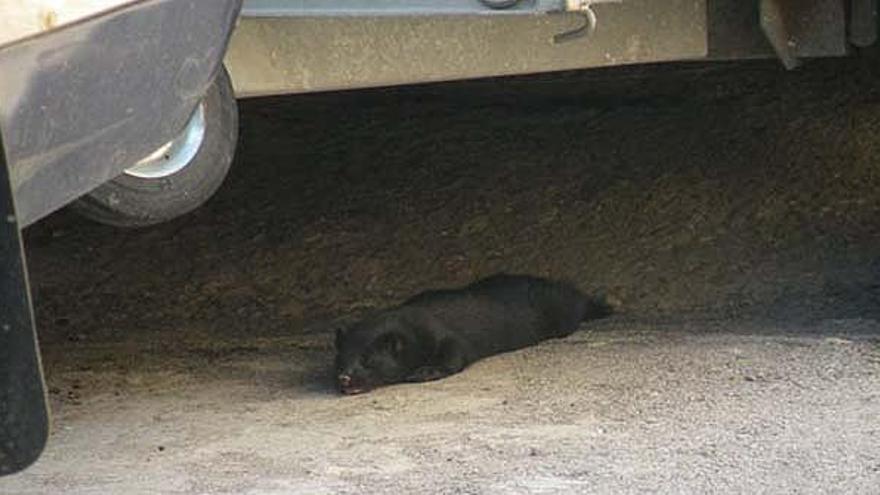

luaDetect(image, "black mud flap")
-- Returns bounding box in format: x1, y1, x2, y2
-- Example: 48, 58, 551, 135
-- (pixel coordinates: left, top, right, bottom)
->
0, 132, 49, 475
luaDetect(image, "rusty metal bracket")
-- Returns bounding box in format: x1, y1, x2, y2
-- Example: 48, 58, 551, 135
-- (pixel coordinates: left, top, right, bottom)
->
759, 0, 848, 70
760, 0, 800, 68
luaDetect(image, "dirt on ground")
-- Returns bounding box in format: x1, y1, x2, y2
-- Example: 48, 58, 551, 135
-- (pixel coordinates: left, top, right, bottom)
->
3, 52, 880, 493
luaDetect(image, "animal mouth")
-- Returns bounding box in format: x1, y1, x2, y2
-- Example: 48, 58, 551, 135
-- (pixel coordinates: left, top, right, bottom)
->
337, 374, 369, 395
340, 386, 367, 395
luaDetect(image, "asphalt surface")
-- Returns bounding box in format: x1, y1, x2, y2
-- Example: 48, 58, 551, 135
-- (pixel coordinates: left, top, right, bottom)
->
3, 52, 880, 494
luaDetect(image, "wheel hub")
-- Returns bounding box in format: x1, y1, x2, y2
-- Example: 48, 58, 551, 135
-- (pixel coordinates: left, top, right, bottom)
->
124, 103, 206, 179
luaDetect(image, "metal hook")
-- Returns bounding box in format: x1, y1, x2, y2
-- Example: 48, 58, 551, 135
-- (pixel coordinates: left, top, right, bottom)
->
553, 7, 597, 43
553, 0, 621, 44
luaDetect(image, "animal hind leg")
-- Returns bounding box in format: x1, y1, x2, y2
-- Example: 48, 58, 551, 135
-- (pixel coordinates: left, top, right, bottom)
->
405, 339, 468, 383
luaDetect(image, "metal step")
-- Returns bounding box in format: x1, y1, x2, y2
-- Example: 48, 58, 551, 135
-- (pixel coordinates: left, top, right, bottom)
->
241, 0, 572, 17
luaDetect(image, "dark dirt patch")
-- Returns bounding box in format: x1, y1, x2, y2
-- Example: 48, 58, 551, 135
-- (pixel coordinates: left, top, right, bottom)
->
25, 55, 880, 354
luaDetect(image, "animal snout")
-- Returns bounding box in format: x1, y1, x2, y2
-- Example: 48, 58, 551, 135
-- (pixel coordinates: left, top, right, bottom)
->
338, 374, 352, 387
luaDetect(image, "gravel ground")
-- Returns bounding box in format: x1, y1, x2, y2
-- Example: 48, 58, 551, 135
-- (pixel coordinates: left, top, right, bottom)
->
3, 52, 880, 494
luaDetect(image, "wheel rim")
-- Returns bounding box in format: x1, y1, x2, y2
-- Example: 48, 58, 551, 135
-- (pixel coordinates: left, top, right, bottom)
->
124, 103, 206, 179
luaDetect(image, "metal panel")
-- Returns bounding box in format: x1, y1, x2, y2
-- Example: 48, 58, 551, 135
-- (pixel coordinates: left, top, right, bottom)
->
760, 0, 847, 69
241, 0, 569, 16
0, 131, 48, 476
225, 0, 708, 97
707, 0, 849, 63
706, 0, 775, 59
849, 0, 878, 47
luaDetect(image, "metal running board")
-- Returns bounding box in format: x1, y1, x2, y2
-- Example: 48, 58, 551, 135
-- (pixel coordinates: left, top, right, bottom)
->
241, 0, 571, 17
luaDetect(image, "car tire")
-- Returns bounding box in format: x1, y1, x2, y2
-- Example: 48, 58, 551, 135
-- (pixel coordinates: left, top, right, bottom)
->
72, 65, 238, 227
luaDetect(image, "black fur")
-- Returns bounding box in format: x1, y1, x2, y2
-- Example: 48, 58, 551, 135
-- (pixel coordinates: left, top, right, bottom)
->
333, 274, 611, 395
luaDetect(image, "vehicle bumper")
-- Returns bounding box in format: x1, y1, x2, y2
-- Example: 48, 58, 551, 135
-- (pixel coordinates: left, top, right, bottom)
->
0, 0, 242, 227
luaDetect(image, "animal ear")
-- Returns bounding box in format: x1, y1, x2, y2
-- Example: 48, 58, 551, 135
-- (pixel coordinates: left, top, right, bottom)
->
381, 333, 405, 356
